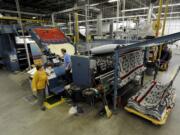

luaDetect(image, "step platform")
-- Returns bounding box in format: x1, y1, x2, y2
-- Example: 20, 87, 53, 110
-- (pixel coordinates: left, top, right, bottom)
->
44, 95, 65, 110
124, 106, 171, 125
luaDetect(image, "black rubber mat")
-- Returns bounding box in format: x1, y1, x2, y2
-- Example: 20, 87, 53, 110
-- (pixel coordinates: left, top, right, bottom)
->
45, 95, 62, 105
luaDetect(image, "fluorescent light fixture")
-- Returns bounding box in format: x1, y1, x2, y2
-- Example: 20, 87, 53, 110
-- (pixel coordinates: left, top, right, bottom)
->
90, 3, 100, 6
108, 0, 118, 3
122, 7, 148, 12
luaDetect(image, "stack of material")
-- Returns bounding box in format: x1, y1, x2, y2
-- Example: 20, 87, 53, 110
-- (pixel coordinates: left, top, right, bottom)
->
119, 50, 144, 87
126, 80, 175, 120
34, 28, 67, 43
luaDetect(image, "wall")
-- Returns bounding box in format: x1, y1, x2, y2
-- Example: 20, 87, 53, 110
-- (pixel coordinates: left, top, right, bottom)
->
165, 18, 180, 45
101, 21, 136, 34
165, 19, 180, 34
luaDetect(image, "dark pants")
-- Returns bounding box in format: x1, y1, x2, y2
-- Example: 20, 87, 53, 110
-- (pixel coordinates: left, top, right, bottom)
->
37, 89, 45, 109
65, 69, 72, 84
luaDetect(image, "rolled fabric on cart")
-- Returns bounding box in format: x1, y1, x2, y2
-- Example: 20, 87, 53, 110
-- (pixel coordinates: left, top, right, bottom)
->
126, 81, 176, 120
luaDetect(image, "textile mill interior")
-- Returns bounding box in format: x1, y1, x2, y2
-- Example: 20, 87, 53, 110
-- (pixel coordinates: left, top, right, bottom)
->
0, 0, 180, 135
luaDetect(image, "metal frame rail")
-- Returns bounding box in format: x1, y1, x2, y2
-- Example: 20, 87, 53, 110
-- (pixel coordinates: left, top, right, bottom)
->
113, 32, 180, 110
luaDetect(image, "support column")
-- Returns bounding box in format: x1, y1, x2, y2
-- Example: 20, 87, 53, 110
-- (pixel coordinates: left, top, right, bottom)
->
51, 13, 55, 27
159, 0, 169, 59
147, 3, 153, 23
110, 20, 114, 39
74, 12, 79, 54
69, 13, 72, 34
97, 12, 102, 37
113, 46, 120, 110
116, 0, 120, 38
85, 4, 90, 54
155, 0, 164, 37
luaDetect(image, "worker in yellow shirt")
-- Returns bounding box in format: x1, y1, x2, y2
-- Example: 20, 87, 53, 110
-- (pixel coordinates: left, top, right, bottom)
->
32, 65, 48, 111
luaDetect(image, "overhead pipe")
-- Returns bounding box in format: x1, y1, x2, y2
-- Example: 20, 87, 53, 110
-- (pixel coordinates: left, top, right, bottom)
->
0, 9, 45, 16
0, 16, 47, 23
69, 15, 180, 25
122, 2, 180, 12
53, 7, 81, 15
52, 4, 100, 15
51, 4, 101, 29
68, 11, 180, 24
77, 13, 92, 18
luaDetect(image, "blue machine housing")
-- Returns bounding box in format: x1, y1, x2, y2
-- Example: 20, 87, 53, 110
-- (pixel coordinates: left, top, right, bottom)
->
47, 66, 66, 95
0, 34, 20, 71
71, 55, 95, 88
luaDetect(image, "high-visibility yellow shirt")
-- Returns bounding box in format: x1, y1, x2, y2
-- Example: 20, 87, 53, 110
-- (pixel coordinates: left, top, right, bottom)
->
32, 70, 48, 91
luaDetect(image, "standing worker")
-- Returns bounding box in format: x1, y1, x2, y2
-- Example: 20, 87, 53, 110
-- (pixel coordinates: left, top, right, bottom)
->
32, 65, 48, 111
159, 45, 172, 70
61, 48, 72, 83
160, 45, 172, 63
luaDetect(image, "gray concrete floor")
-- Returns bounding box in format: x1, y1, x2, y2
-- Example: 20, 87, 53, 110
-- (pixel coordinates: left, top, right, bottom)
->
0, 50, 180, 135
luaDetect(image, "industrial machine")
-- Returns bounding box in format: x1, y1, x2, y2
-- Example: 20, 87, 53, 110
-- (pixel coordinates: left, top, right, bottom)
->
69, 43, 145, 113
67, 31, 180, 117
72, 48, 144, 88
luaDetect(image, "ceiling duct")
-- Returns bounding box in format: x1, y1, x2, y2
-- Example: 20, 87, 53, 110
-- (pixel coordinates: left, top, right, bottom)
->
77, 0, 86, 6
151, 0, 158, 3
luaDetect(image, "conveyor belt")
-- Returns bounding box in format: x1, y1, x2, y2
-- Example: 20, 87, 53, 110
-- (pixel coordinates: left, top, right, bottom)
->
91, 32, 180, 55
120, 32, 180, 51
